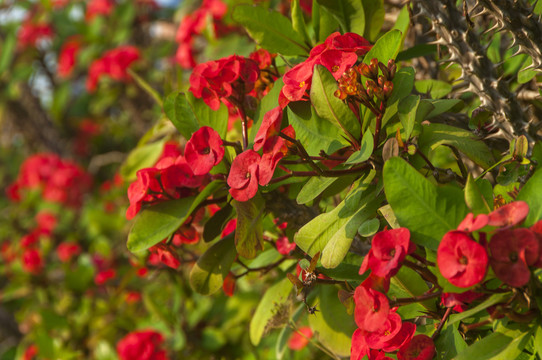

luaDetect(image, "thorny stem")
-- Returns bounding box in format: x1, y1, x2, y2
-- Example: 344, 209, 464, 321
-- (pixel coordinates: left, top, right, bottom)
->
222, 140, 243, 154
432, 307, 452, 340
268, 164, 371, 184
279, 132, 324, 176
403, 259, 441, 288
449, 145, 468, 179
373, 102, 386, 151
409, 252, 436, 267
390, 291, 442, 307
234, 258, 287, 279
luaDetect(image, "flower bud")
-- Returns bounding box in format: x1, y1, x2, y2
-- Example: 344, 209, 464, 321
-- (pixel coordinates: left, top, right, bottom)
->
378, 62, 390, 80
383, 81, 394, 99
358, 63, 373, 79
334, 88, 347, 100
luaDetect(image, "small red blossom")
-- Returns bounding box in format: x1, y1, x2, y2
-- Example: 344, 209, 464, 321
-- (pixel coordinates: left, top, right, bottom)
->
437, 231, 488, 288
57, 242, 82, 262
397, 334, 436, 360
18, 20, 53, 48
227, 150, 261, 202
276, 236, 296, 255
86, 0, 114, 21
222, 271, 236, 297
117, 330, 169, 360
86, 46, 140, 92
457, 212, 489, 232
487, 201, 529, 228
359, 228, 415, 279
441, 291, 483, 312
36, 211, 57, 235
288, 326, 313, 351
149, 243, 181, 269
58, 37, 81, 78
126, 291, 142, 304
222, 219, 237, 237
95, 268, 116, 285
22, 248, 43, 274
21, 231, 40, 249
23, 345, 38, 360
489, 228, 538, 287
172, 225, 200, 245
184, 126, 224, 175
254, 107, 283, 151
189, 55, 260, 110
354, 285, 390, 332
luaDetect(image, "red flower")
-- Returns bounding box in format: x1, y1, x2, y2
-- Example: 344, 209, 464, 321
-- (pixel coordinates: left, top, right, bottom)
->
36, 211, 57, 235
276, 236, 296, 255
95, 268, 116, 285
172, 225, 200, 245
189, 55, 259, 110
250, 48, 276, 69
126, 291, 142, 304
185, 126, 224, 175
489, 228, 538, 287
397, 335, 436, 360
227, 150, 261, 202
58, 37, 81, 78
487, 201, 529, 228
22, 249, 43, 274
86, 0, 114, 21
23, 345, 38, 360
57, 242, 82, 263
253, 107, 283, 151
364, 310, 403, 349
149, 243, 181, 269
222, 271, 236, 297
359, 228, 415, 279
18, 20, 53, 48
222, 219, 237, 237
86, 46, 140, 92
288, 326, 313, 351
117, 330, 169, 360
441, 291, 483, 312
457, 213, 489, 232
437, 231, 488, 288
354, 285, 390, 332
530, 220, 542, 267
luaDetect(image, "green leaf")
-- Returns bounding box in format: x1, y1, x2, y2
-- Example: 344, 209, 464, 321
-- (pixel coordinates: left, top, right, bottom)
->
425, 99, 463, 118
316, 0, 365, 34
517, 166, 542, 226
189, 236, 237, 295
534, 325, 542, 357
297, 176, 340, 205
383, 157, 468, 250
358, 218, 380, 237
363, 29, 402, 65
345, 131, 373, 164
163, 92, 199, 140
452, 324, 532, 360
0, 30, 16, 75
291, 0, 311, 45
202, 204, 234, 242
361, 0, 385, 41
287, 101, 349, 156
186, 93, 228, 138
311, 65, 360, 143
398, 95, 420, 141
448, 293, 511, 326
120, 139, 166, 182
232, 5, 309, 56
308, 285, 357, 357
389, 266, 435, 319
435, 324, 468, 360
465, 174, 491, 215
276, 304, 305, 359
295, 171, 375, 258
127, 181, 223, 252
379, 204, 400, 229
249, 277, 293, 345
321, 194, 381, 268
418, 123, 494, 169
415, 79, 452, 99
232, 195, 265, 259
314, 1, 341, 42
381, 67, 415, 128
518, 57, 537, 84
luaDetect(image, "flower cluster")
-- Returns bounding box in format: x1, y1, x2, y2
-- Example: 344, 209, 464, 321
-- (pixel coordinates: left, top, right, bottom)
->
279, 32, 371, 107
116, 330, 169, 360
7, 153, 92, 208
86, 0, 114, 22
437, 201, 541, 288
351, 228, 434, 360
175, 0, 229, 69
189, 54, 260, 111
17, 18, 53, 49
227, 107, 295, 201
127, 128, 224, 219
57, 37, 81, 78
86, 45, 141, 92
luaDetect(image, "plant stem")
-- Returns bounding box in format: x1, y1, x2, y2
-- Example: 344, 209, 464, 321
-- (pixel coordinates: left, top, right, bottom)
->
432, 307, 452, 340
127, 69, 163, 106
